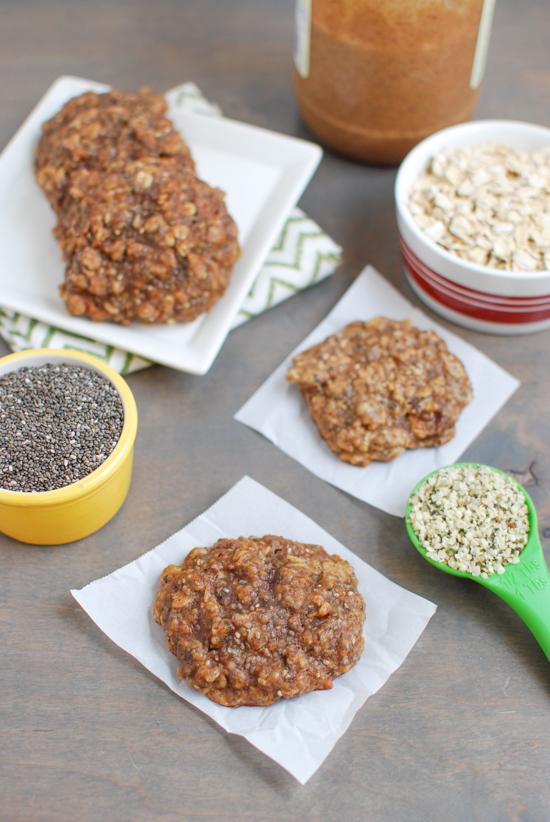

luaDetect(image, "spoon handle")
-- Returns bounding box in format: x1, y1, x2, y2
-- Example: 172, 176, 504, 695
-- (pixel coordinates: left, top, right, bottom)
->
487, 542, 550, 662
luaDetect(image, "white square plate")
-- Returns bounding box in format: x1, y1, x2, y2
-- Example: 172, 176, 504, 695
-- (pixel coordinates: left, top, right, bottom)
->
0, 76, 322, 373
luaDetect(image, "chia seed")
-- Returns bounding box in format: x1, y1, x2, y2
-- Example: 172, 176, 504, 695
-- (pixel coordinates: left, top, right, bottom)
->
0, 363, 124, 493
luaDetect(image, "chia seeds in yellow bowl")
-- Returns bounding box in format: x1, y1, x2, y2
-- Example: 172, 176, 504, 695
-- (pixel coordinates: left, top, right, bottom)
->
0, 349, 138, 546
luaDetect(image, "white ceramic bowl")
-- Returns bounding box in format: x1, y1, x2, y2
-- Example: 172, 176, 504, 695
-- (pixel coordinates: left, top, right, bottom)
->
395, 120, 550, 335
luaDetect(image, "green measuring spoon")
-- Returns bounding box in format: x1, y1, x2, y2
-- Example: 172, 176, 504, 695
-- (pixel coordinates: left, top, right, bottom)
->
405, 462, 550, 662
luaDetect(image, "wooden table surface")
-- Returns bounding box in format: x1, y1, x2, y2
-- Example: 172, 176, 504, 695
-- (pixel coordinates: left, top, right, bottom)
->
1, 1, 549, 820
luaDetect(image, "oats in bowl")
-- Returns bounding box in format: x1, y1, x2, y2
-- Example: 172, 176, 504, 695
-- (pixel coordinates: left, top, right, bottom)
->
408, 142, 550, 272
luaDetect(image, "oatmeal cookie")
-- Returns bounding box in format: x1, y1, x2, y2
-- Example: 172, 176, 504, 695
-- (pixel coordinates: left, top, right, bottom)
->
35, 87, 193, 210
153, 535, 365, 707
35, 86, 239, 324
286, 317, 472, 466
56, 158, 239, 324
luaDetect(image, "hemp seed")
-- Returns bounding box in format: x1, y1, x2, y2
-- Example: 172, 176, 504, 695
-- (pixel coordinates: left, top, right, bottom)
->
409, 464, 529, 579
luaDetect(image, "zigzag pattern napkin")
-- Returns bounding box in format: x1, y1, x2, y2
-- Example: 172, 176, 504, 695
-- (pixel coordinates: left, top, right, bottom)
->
0, 84, 341, 374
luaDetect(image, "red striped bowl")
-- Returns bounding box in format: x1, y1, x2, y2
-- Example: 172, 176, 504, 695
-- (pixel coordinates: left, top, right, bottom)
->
395, 121, 550, 335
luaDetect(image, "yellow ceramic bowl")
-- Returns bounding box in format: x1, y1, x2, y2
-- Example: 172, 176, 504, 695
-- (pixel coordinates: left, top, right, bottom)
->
0, 348, 138, 545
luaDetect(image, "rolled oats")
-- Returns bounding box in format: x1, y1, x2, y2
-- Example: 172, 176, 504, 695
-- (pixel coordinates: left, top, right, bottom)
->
409, 143, 550, 272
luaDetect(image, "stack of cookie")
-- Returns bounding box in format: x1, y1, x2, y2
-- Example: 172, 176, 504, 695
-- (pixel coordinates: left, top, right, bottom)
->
35, 88, 240, 324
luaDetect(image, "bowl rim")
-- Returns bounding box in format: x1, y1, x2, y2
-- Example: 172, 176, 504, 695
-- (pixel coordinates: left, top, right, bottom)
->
395, 118, 550, 282
0, 348, 138, 507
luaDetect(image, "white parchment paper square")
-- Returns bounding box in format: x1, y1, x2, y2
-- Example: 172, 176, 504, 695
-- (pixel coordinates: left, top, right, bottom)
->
235, 267, 519, 516
71, 476, 436, 784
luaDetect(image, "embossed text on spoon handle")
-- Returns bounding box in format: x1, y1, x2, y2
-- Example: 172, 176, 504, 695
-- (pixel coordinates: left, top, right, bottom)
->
486, 547, 550, 663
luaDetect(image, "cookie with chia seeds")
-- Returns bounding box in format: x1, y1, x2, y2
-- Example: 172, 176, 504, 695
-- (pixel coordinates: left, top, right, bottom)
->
286, 317, 472, 466
35, 87, 194, 211
55, 158, 239, 324
153, 535, 365, 707
35, 86, 240, 325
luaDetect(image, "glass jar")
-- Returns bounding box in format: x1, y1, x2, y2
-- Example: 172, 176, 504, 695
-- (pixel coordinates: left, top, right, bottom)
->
293, 0, 496, 165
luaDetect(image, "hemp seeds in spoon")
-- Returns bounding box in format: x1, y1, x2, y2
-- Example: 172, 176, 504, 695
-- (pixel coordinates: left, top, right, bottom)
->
409, 465, 529, 578
0, 364, 124, 492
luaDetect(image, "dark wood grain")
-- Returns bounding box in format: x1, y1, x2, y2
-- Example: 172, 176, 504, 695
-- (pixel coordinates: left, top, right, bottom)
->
1, 1, 550, 820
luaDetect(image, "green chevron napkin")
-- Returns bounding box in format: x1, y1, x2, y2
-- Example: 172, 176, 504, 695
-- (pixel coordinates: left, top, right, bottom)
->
0, 83, 341, 374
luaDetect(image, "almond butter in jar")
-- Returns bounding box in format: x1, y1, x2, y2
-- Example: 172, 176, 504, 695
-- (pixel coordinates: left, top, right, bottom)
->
293, 0, 496, 165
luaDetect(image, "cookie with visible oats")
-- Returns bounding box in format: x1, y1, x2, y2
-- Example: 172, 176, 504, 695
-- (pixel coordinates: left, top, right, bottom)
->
35, 87, 240, 325
56, 158, 239, 324
153, 535, 365, 707
35, 87, 194, 210
286, 317, 472, 466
